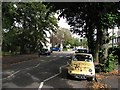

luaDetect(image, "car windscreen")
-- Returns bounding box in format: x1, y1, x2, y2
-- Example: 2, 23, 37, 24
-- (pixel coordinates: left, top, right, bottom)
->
77, 49, 88, 53
72, 54, 92, 62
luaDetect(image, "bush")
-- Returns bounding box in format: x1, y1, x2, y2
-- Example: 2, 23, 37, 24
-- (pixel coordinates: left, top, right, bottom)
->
103, 53, 117, 72
108, 47, 120, 65
95, 64, 104, 73
63, 48, 67, 51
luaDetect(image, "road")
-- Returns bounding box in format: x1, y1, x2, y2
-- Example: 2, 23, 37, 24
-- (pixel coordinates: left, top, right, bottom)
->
2, 51, 94, 90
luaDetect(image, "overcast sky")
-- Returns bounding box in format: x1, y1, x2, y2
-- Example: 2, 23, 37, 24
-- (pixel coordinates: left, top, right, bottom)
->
55, 13, 70, 29
54, 13, 81, 38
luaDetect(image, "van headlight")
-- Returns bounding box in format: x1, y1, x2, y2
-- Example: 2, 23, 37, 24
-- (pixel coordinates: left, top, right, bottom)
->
89, 69, 92, 72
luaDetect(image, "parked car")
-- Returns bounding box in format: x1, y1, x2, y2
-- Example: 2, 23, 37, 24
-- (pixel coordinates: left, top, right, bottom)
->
51, 47, 61, 51
67, 53, 95, 81
75, 48, 89, 53
38, 48, 51, 56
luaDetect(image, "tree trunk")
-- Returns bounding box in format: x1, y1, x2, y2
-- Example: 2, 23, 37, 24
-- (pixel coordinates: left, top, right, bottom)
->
95, 25, 102, 63
85, 19, 95, 60
94, 47, 99, 63
99, 28, 109, 63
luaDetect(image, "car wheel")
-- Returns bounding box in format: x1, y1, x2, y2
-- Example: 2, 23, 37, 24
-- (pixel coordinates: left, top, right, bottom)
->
87, 77, 95, 81
92, 77, 95, 81
67, 72, 74, 80
67, 72, 71, 79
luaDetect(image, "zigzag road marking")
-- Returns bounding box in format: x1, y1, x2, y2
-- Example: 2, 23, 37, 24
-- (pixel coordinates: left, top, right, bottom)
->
38, 64, 67, 90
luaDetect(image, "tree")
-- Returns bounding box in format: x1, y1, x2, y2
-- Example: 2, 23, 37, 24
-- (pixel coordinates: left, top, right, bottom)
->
73, 38, 80, 47
48, 2, 119, 62
50, 28, 72, 47
80, 38, 88, 48
2, 2, 58, 54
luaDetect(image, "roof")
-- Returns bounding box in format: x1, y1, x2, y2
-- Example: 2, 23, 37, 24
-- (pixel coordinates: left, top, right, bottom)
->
77, 48, 88, 50
74, 53, 93, 57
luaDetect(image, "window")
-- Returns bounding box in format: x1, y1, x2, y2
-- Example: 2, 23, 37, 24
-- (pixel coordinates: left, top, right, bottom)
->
72, 54, 92, 62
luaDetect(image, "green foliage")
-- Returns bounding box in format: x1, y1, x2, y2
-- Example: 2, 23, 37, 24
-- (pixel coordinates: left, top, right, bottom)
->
2, 2, 58, 54
62, 48, 67, 51
103, 53, 117, 72
67, 38, 81, 47
108, 47, 120, 65
51, 28, 72, 47
50, 2, 119, 62
73, 38, 80, 46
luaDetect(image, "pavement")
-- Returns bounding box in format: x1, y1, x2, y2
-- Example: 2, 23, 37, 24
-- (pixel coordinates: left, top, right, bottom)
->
97, 65, 120, 89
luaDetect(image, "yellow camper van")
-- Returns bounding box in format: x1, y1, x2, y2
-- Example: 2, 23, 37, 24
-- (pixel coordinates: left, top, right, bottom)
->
67, 53, 95, 81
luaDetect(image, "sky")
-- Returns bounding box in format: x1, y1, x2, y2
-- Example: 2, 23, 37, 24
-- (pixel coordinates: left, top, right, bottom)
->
58, 18, 71, 29
55, 13, 70, 29
54, 13, 81, 38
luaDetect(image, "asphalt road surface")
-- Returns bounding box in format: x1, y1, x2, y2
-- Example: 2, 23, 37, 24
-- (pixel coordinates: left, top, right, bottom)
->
2, 51, 95, 90
2, 51, 119, 90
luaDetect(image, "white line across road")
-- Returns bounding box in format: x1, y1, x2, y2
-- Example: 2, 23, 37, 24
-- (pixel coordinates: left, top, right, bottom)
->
6, 55, 70, 67
2, 59, 49, 80
2, 62, 41, 81
53, 56, 57, 57
2, 70, 20, 81
38, 64, 67, 90
2, 57, 66, 81
66, 56, 71, 57
24, 55, 71, 58
46, 55, 71, 58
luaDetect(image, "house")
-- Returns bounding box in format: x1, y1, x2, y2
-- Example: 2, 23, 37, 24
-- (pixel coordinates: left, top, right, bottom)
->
110, 36, 120, 47
108, 27, 120, 47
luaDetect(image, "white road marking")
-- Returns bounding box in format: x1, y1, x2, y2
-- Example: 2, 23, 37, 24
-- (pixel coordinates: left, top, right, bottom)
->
40, 60, 45, 62
60, 64, 68, 68
38, 82, 44, 90
2, 70, 20, 80
2, 54, 69, 81
48, 55, 71, 58
59, 67, 62, 73
38, 64, 67, 90
2, 63, 41, 80
43, 73, 60, 82
66, 56, 71, 57
2, 58, 58, 81
34, 63, 40, 68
